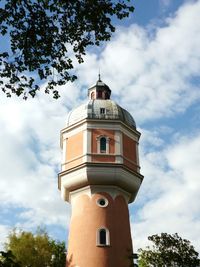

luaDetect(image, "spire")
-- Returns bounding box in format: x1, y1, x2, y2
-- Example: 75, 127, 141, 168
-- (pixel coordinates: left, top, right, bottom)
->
98, 69, 101, 82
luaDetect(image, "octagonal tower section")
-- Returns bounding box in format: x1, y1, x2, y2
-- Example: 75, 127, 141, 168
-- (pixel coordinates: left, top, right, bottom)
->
58, 78, 144, 267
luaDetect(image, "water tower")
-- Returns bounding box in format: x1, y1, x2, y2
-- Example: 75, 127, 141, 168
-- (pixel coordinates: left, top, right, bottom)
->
58, 78, 143, 267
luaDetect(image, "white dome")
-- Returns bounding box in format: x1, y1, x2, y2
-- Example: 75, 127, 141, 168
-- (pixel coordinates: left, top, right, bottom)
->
66, 99, 136, 128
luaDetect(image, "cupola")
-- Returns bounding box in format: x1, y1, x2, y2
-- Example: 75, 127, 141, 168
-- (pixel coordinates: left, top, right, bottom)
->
88, 75, 111, 100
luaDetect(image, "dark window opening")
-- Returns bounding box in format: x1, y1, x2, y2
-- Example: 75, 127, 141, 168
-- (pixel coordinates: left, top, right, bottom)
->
99, 229, 106, 245
98, 91, 102, 98
97, 198, 108, 207
99, 199, 105, 206
100, 137, 106, 153
100, 108, 105, 114
105, 92, 110, 99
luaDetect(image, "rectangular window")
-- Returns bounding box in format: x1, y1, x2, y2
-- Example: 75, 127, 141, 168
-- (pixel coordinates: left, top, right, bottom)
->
100, 108, 105, 114
98, 91, 102, 98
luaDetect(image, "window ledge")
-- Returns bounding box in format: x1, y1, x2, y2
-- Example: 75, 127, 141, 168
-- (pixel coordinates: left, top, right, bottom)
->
96, 244, 111, 247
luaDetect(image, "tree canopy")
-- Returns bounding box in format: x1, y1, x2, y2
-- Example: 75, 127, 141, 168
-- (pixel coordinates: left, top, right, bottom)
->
0, 0, 134, 99
0, 250, 21, 267
138, 233, 200, 267
4, 228, 66, 267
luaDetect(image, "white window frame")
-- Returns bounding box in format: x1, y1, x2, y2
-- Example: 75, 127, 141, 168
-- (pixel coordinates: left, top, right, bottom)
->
96, 227, 110, 247
96, 197, 109, 207
100, 108, 106, 114
96, 135, 110, 154
90, 91, 95, 100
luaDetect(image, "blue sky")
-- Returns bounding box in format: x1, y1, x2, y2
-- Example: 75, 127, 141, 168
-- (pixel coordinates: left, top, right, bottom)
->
0, 0, 200, 253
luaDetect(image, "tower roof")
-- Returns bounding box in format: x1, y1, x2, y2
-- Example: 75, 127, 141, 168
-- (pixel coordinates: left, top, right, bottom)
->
66, 79, 136, 128
88, 77, 111, 100
66, 99, 136, 129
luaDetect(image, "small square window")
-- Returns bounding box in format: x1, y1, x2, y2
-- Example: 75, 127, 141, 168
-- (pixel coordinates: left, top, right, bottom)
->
100, 108, 105, 114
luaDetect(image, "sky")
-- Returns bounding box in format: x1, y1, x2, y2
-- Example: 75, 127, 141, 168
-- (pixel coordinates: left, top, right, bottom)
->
0, 0, 200, 254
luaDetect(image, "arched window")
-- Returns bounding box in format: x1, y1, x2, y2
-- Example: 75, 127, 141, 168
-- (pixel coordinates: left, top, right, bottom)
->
96, 135, 110, 154
100, 137, 106, 153
91, 91, 95, 100
97, 228, 110, 246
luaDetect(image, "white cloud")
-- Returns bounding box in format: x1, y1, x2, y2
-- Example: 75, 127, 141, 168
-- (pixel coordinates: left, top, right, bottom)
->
75, 0, 200, 124
0, 89, 75, 233
132, 132, 200, 253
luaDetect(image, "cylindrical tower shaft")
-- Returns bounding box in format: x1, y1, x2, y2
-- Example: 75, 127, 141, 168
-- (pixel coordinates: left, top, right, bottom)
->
67, 190, 133, 267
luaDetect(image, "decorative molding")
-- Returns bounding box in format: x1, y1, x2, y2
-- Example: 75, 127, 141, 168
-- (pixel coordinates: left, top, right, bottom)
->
115, 131, 123, 163
83, 129, 91, 162
87, 121, 139, 141
61, 153, 139, 171
59, 163, 143, 203
62, 139, 67, 164
136, 143, 140, 172
69, 185, 131, 204
61, 119, 140, 141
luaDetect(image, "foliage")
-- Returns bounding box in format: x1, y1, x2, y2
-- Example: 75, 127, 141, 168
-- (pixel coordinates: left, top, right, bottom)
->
5, 228, 66, 267
0, 250, 21, 267
138, 233, 200, 267
49, 240, 66, 267
0, 0, 134, 99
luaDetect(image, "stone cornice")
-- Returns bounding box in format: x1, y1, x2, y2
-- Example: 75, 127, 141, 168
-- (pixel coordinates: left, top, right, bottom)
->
58, 162, 143, 203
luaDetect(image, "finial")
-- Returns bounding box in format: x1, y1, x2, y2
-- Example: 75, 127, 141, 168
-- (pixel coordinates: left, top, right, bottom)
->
98, 68, 101, 82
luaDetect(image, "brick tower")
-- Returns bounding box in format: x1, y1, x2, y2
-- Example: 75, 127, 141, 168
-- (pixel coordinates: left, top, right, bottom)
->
58, 77, 143, 267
